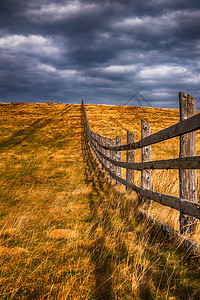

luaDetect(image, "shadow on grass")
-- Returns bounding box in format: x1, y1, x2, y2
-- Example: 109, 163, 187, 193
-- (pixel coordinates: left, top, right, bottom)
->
81, 112, 134, 299
80, 108, 200, 300
81, 118, 114, 299
0, 118, 53, 151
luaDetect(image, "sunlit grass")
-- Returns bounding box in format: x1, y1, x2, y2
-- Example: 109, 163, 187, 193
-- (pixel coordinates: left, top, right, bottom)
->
0, 102, 199, 299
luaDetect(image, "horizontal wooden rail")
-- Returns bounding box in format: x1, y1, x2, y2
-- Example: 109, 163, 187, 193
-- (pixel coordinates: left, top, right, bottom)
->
89, 136, 200, 170
89, 113, 200, 152
89, 138, 200, 220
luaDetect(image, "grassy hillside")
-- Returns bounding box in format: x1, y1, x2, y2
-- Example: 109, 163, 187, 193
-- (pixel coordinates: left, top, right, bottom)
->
0, 102, 199, 299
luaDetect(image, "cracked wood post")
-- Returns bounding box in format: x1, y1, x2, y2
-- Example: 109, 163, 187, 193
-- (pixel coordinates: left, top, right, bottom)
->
126, 131, 135, 193
116, 136, 121, 185
179, 92, 197, 234
141, 120, 151, 208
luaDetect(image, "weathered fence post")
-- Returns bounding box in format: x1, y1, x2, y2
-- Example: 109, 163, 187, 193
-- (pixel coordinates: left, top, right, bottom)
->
126, 131, 135, 193
105, 137, 110, 182
90, 132, 96, 161
99, 135, 104, 170
116, 136, 121, 184
141, 120, 151, 207
96, 134, 100, 165
179, 92, 197, 234
110, 138, 116, 183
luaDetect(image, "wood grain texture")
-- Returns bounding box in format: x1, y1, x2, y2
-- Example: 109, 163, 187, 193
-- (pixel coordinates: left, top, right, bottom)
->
141, 120, 151, 207
179, 92, 197, 234
126, 131, 135, 193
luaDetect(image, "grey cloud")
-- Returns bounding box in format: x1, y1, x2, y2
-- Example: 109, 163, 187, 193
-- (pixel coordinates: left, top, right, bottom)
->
0, 0, 200, 109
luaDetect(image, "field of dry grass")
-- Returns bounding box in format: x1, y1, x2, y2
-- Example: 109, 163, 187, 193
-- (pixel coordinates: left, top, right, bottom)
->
0, 102, 199, 299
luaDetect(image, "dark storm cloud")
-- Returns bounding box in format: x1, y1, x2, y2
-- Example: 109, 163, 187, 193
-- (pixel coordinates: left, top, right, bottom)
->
0, 0, 200, 108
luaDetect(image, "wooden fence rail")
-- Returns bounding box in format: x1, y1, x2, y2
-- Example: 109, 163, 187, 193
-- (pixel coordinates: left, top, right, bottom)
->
82, 92, 200, 235
90, 113, 200, 151
90, 147, 200, 170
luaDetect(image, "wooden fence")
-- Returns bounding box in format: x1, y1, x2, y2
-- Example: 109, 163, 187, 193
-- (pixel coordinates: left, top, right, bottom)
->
82, 92, 200, 236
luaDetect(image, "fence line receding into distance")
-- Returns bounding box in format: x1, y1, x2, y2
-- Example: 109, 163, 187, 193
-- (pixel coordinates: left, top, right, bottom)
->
82, 92, 200, 235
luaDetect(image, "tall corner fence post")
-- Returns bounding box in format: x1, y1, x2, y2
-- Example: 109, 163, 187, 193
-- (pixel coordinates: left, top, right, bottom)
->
116, 136, 122, 184
126, 131, 135, 193
141, 120, 151, 208
179, 92, 197, 234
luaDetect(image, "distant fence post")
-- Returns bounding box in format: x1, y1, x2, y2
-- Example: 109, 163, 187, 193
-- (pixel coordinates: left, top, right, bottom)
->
141, 120, 151, 208
179, 92, 197, 234
116, 136, 121, 184
126, 131, 135, 193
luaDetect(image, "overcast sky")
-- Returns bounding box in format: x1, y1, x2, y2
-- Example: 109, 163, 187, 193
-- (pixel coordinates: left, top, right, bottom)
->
0, 0, 200, 108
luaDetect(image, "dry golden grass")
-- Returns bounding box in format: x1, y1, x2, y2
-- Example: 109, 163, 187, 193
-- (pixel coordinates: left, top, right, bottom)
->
0, 102, 199, 299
